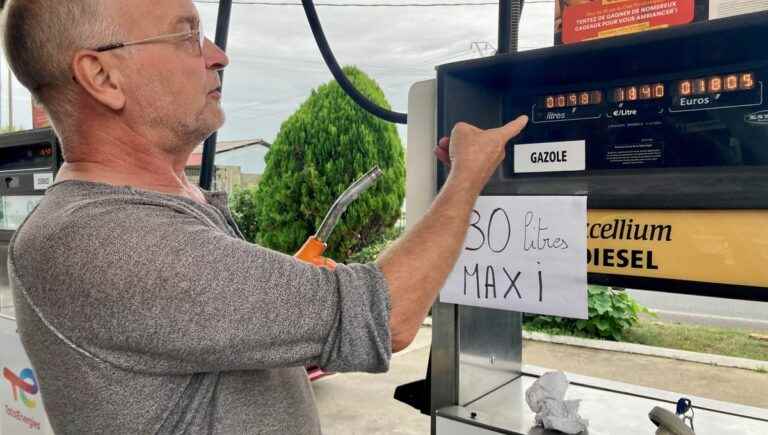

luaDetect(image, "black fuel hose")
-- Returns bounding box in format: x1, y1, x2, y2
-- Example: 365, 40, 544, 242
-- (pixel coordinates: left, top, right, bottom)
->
498, 0, 524, 54
301, 0, 408, 124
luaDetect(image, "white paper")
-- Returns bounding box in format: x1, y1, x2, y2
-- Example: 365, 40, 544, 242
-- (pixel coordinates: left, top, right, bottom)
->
439, 196, 588, 319
710, 0, 768, 19
526, 372, 589, 435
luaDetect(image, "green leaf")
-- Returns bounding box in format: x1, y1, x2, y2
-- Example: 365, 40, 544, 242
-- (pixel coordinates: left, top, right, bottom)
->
595, 319, 611, 332
593, 299, 612, 315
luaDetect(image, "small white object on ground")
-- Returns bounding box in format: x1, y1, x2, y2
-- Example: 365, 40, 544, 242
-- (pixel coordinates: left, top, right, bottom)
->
525, 371, 589, 434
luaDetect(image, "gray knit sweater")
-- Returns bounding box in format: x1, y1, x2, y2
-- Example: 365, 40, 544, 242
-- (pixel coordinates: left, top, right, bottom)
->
7, 180, 392, 434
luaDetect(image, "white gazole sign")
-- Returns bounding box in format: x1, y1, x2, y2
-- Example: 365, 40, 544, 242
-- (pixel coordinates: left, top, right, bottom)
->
514, 140, 586, 173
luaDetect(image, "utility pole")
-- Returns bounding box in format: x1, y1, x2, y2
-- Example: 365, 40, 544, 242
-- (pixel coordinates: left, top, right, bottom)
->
0, 59, 3, 129
199, 0, 233, 190
7, 64, 13, 129
0, 20, 3, 129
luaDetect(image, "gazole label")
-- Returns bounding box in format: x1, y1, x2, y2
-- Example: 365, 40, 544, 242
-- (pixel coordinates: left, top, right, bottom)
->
514, 140, 586, 173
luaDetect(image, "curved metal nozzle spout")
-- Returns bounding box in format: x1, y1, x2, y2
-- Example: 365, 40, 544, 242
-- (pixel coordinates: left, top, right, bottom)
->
315, 166, 383, 242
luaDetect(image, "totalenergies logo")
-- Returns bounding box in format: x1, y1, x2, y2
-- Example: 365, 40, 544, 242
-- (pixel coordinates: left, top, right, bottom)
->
3, 367, 38, 408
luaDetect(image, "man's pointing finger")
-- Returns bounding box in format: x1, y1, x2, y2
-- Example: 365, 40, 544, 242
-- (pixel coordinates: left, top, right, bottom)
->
496, 115, 529, 141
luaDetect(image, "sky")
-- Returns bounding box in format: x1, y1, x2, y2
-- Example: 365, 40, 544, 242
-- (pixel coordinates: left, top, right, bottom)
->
0, 0, 556, 144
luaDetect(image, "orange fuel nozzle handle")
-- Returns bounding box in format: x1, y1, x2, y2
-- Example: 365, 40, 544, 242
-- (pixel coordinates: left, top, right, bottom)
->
294, 166, 382, 271
294, 236, 337, 270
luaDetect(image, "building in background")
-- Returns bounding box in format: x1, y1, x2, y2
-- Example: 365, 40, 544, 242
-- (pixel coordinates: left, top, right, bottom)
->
186, 139, 270, 192
32, 98, 50, 129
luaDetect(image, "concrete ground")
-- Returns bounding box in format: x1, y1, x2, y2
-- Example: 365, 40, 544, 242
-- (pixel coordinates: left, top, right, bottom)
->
314, 326, 768, 434
524, 340, 768, 409
313, 326, 432, 434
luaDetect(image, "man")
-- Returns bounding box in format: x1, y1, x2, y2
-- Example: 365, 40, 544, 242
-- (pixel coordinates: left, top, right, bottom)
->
3, 0, 528, 433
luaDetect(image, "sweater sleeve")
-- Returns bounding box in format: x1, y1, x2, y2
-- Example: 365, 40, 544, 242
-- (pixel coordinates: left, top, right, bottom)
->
10, 197, 391, 375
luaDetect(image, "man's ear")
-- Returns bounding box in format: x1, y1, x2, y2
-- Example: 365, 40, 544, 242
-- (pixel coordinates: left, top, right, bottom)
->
71, 50, 126, 111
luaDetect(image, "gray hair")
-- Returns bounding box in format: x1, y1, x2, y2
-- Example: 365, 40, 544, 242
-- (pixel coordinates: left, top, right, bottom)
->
2, 0, 123, 137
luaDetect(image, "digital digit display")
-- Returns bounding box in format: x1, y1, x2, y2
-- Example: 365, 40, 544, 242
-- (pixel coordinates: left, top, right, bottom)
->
545, 96, 555, 109
37, 146, 53, 157
693, 79, 707, 95
708, 76, 723, 93
541, 72, 756, 111
740, 72, 755, 89
612, 83, 665, 102
679, 80, 692, 96
542, 90, 603, 108
677, 72, 756, 95
626, 86, 638, 101
640, 85, 652, 100
613, 88, 624, 102
0, 143, 55, 172
568, 93, 579, 107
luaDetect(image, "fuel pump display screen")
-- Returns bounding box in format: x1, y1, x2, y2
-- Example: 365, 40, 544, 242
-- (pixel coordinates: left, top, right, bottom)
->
0, 129, 60, 197
0, 143, 55, 172
516, 69, 767, 173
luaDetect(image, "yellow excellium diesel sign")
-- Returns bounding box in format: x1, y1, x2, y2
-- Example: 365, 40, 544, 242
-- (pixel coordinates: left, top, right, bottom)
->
587, 210, 768, 287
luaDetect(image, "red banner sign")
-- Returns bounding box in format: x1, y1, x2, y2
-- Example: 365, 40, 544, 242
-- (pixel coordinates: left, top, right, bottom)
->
561, 0, 695, 44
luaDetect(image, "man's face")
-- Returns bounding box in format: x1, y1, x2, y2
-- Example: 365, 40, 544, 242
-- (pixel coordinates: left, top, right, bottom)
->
107, 0, 229, 151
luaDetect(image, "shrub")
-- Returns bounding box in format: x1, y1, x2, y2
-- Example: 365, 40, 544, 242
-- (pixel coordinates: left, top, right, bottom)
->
346, 221, 404, 264
524, 286, 650, 341
229, 184, 260, 243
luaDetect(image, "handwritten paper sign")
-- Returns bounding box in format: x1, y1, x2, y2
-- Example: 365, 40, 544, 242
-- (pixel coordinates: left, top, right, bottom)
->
440, 196, 588, 319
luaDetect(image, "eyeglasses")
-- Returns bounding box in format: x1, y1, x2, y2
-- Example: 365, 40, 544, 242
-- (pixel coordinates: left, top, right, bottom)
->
94, 21, 204, 56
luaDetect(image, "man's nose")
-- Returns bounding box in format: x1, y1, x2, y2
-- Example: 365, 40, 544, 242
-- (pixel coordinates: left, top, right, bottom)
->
203, 38, 229, 71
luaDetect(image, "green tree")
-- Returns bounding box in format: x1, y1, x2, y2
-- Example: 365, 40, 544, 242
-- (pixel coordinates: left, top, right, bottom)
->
231, 66, 405, 262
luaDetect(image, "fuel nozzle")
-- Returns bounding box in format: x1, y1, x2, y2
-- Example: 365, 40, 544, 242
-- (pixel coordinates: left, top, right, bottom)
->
295, 166, 383, 268
315, 166, 383, 242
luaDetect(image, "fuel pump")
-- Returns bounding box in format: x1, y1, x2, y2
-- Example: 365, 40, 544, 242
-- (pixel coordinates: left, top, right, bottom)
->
408, 10, 768, 435
0, 128, 61, 308
0, 128, 60, 435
